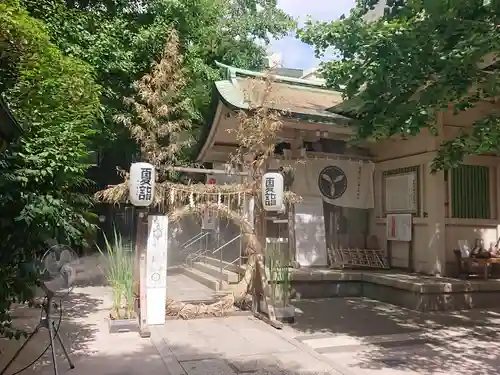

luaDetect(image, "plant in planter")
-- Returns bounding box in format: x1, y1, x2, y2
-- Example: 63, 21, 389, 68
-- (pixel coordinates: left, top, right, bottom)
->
264, 240, 294, 323
97, 228, 137, 333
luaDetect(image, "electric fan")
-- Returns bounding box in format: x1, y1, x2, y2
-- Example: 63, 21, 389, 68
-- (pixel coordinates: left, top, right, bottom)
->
1, 244, 79, 375
40, 244, 78, 296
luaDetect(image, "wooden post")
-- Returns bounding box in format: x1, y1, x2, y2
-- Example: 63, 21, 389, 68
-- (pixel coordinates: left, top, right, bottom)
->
287, 202, 296, 265
408, 224, 414, 272
135, 210, 151, 338
387, 239, 392, 268
252, 163, 281, 327
254, 199, 266, 314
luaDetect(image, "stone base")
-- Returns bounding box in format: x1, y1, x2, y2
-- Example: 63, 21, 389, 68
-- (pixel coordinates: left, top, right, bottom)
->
290, 269, 500, 312
275, 305, 295, 324
108, 318, 140, 334
362, 282, 500, 311
259, 301, 296, 323
292, 281, 363, 299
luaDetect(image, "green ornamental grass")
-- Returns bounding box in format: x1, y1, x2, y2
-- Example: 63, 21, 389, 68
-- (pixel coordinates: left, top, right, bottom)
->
97, 227, 134, 319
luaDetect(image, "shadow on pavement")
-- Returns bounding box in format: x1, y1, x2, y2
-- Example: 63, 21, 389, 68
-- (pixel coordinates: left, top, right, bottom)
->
288, 297, 500, 375
292, 297, 500, 334
37, 322, 337, 375
0, 291, 103, 375
353, 329, 500, 375
3, 255, 500, 375
0, 254, 108, 375
3, 295, 500, 375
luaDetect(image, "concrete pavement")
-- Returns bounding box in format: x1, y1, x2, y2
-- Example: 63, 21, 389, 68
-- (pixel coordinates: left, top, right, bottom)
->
280, 298, 500, 375
152, 316, 339, 375
2, 254, 500, 375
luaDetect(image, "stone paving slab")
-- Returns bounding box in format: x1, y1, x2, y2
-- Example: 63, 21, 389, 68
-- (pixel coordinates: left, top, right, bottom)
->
167, 274, 215, 302
272, 351, 333, 374
230, 354, 281, 372
157, 317, 340, 375
8, 261, 500, 375
290, 297, 500, 339
181, 359, 236, 375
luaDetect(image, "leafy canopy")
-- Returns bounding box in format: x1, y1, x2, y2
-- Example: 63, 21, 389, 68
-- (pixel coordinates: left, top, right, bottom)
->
21, 0, 295, 155
0, 1, 101, 337
299, 0, 500, 170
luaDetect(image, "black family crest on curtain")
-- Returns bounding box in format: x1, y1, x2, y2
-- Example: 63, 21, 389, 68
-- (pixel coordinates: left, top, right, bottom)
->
318, 166, 348, 200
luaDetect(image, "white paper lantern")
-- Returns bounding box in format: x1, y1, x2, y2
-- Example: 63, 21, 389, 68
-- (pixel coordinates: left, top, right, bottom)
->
129, 162, 156, 207
261, 172, 284, 212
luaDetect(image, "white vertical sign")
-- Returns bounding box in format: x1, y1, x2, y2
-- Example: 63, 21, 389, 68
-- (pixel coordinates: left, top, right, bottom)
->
146, 215, 168, 325
386, 213, 412, 242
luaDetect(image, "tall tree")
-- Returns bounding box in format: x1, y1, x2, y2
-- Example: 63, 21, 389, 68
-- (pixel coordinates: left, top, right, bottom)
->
21, 0, 295, 168
298, 0, 500, 169
0, 1, 102, 336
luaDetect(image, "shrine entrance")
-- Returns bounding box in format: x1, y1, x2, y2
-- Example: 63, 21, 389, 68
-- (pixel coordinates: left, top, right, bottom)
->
164, 180, 254, 304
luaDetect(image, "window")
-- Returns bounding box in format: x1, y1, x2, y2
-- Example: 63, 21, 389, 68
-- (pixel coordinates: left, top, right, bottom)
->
451, 164, 491, 219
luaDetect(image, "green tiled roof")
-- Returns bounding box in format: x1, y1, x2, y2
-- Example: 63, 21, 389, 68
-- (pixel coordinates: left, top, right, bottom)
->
193, 62, 357, 161
213, 61, 353, 125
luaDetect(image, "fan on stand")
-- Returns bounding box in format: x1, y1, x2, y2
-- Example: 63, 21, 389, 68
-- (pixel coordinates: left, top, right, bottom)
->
1, 244, 78, 375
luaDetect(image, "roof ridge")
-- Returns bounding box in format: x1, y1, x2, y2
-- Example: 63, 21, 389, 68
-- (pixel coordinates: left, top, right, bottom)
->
215, 61, 329, 89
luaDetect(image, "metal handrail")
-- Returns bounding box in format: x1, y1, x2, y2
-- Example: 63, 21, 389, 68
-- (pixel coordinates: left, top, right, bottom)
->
179, 232, 204, 248
187, 234, 242, 267
185, 248, 212, 267
184, 234, 242, 269
222, 256, 241, 270
179, 232, 209, 252
181, 231, 211, 267
186, 247, 211, 267
211, 234, 241, 255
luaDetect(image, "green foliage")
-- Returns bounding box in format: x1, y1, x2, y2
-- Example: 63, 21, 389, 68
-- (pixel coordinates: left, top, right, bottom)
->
0, 3, 101, 337
299, 0, 500, 170
96, 228, 134, 319
21, 0, 296, 156
0, 0, 294, 337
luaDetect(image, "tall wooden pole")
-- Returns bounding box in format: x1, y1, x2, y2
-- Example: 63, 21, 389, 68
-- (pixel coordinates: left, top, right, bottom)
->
287, 202, 296, 265
135, 210, 150, 338
253, 161, 279, 324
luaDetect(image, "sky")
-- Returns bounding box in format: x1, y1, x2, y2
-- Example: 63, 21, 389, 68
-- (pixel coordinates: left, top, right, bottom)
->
270, 0, 355, 70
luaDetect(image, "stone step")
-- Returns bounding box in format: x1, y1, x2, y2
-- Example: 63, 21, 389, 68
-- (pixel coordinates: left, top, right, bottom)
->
193, 261, 240, 284
199, 255, 246, 275
181, 266, 228, 292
